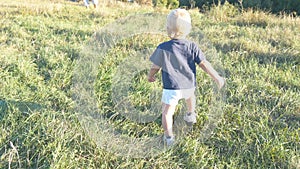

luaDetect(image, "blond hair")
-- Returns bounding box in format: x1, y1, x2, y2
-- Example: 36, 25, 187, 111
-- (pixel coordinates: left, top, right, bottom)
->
166, 8, 192, 39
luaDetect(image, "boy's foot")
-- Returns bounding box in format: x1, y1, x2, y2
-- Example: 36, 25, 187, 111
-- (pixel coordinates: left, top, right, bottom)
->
93, 4, 97, 8
163, 135, 175, 147
184, 112, 197, 126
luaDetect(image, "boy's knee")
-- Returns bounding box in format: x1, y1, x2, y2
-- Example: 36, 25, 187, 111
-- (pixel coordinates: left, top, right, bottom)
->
162, 110, 173, 116
162, 104, 176, 116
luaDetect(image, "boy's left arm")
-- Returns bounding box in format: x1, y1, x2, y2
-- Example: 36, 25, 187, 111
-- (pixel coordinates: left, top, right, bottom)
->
199, 60, 225, 89
148, 64, 160, 82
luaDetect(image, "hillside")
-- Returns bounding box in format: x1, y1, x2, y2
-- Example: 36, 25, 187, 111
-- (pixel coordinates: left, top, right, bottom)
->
0, 0, 299, 168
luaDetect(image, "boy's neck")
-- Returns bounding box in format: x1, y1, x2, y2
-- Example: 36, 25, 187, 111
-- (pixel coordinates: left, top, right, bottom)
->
171, 36, 186, 40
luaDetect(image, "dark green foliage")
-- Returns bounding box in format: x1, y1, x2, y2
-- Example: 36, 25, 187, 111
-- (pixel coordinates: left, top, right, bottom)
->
167, 0, 180, 8
153, 0, 179, 8
271, 0, 300, 15
153, 0, 168, 7
179, 0, 300, 15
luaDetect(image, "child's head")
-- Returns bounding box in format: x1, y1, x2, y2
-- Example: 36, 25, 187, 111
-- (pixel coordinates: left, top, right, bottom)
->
166, 8, 192, 39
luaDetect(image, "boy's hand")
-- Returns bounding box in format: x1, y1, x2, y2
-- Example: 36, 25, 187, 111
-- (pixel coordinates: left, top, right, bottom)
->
148, 75, 156, 82
217, 77, 225, 89
148, 64, 160, 83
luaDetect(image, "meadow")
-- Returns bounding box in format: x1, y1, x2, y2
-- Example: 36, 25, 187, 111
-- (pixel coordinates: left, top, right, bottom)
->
0, 0, 299, 168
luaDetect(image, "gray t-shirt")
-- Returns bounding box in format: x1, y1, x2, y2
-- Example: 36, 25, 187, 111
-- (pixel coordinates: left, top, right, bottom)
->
150, 39, 206, 89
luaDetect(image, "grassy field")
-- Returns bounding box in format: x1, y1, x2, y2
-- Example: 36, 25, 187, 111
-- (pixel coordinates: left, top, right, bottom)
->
0, 0, 299, 168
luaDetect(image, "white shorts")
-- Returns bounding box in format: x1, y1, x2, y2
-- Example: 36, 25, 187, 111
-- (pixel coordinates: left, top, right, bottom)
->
161, 88, 195, 105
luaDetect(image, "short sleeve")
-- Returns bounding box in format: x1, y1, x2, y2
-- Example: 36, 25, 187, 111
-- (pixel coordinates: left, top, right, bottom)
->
150, 47, 164, 68
192, 43, 206, 64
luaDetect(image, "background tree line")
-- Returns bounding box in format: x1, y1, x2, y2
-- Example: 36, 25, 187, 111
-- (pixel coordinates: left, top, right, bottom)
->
151, 0, 300, 15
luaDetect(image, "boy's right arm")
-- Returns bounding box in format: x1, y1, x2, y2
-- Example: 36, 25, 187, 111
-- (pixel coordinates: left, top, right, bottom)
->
148, 64, 160, 82
199, 60, 225, 89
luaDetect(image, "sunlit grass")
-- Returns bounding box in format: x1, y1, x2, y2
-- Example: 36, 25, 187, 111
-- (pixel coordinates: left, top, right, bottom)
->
0, 0, 299, 168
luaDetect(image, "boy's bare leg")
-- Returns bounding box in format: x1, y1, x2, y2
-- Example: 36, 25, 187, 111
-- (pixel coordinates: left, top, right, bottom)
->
184, 95, 197, 126
185, 94, 196, 113
162, 103, 176, 137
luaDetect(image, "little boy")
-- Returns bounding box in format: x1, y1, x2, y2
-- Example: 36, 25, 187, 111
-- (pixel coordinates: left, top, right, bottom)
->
84, 0, 98, 8
148, 9, 225, 146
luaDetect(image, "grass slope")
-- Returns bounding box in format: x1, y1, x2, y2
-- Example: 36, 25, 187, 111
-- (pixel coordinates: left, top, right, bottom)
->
0, 0, 299, 168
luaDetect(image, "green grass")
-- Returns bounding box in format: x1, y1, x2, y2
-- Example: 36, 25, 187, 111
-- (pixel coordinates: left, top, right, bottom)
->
0, 0, 299, 168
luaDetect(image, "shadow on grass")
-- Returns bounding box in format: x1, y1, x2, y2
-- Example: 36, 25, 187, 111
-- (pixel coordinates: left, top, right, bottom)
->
234, 19, 268, 29
0, 100, 51, 168
249, 51, 300, 66
0, 100, 43, 120
214, 41, 299, 66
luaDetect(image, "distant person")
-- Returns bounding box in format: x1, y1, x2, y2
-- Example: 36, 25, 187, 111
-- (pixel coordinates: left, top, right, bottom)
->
84, 0, 98, 8
147, 9, 225, 146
